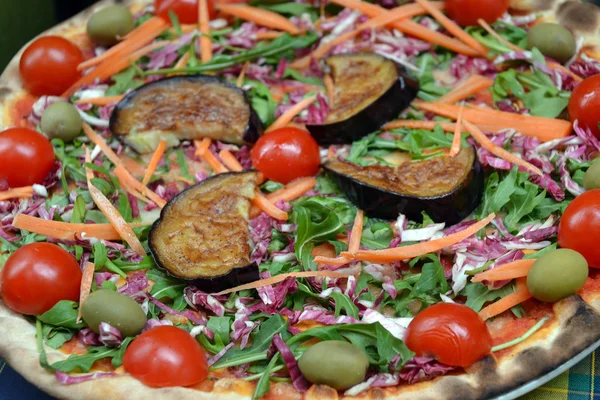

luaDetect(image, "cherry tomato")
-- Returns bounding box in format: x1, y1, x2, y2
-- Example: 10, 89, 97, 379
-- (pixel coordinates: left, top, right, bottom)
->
1, 243, 82, 315
558, 190, 600, 268
0, 128, 55, 188
19, 36, 83, 96
251, 127, 321, 184
444, 0, 509, 26
568, 75, 600, 138
123, 326, 208, 387
155, 0, 216, 24
405, 303, 492, 367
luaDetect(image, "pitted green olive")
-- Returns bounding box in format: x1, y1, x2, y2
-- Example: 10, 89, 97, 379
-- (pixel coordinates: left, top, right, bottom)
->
40, 102, 82, 142
298, 340, 369, 390
87, 5, 135, 46
81, 289, 147, 337
527, 23, 576, 64
527, 249, 588, 303
583, 159, 600, 190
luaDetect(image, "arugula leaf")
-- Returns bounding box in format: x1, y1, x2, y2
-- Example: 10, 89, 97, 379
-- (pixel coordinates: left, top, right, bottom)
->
93, 242, 108, 269
316, 175, 341, 195
463, 282, 516, 312
116, 192, 133, 222
413, 52, 452, 101
207, 316, 231, 345
260, 2, 318, 18
283, 68, 324, 87
111, 337, 134, 368
42, 324, 75, 349
415, 256, 448, 294
38, 301, 86, 329
105, 67, 144, 96
147, 269, 187, 305
51, 346, 118, 372
245, 79, 278, 126
252, 354, 280, 400
331, 293, 360, 319
504, 183, 546, 230
71, 196, 87, 224
360, 220, 394, 250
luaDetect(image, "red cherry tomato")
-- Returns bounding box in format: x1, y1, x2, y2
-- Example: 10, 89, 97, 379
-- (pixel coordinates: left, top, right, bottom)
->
405, 303, 492, 367
568, 75, 600, 138
444, 0, 509, 26
123, 326, 208, 387
558, 190, 600, 268
0, 128, 55, 188
251, 127, 321, 184
155, 0, 216, 24
1, 243, 82, 315
19, 36, 83, 96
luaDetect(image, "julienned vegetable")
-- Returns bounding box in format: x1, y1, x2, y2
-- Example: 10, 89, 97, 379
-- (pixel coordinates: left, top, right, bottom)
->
306, 53, 419, 145
324, 147, 483, 224
149, 172, 260, 292
110, 75, 263, 153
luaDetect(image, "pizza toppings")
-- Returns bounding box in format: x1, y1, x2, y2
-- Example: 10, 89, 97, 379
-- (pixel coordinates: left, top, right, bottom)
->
155, 0, 216, 24
87, 5, 135, 46
584, 160, 600, 190
110, 75, 263, 153
123, 326, 208, 387
0, 243, 82, 315
405, 303, 492, 367
558, 190, 600, 268
527, 23, 577, 65
81, 290, 147, 337
148, 172, 260, 292
568, 75, 600, 138
40, 102, 83, 143
444, 0, 509, 27
297, 341, 369, 390
0, 127, 55, 187
306, 53, 419, 145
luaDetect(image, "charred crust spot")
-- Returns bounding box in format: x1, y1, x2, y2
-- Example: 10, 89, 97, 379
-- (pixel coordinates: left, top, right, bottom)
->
305, 385, 339, 399
436, 377, 478, 400
557, 1, 600, 33
467, 355, 498, 382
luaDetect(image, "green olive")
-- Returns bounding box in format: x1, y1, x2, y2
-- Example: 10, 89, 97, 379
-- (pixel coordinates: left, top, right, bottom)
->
40, 102, 83, 142
527, 23, 576, 64
87, 5, 135, 46
527, 249, 588, 303
81, 289, 147, 337
298, 340, 369, 390
583, 159, 600, 190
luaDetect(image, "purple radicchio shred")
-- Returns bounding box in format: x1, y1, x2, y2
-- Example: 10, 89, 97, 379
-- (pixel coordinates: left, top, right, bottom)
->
569, 55, 600, 79
118, 272, 149, 303
78, 328, 101, 346
207, 342, 235, 367
184, 286, 228, 316
127, 193, 140, 218
98, 322, 122, 347
55, 370, 116, 385
249, 213, 275, 264
148, 295, 208, 327
231, 298, 257, 348
399, 356, 456, 384
248, 276, 298, 314
345, 373, 401, 396
142, 318, 173, 333
272, 334, 311, 392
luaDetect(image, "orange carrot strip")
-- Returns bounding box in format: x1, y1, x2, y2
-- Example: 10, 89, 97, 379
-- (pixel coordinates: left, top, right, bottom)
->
173, 51, 191, 70
324, 74, 335, 106
142, 140, 167, 185
237, 61, 249, 88
255, 31, 284, 40
462, 119, 543, 176
219, 150, 243, 171
12, 214, 149, 241
449, 105, 463, 157
313, 256, 351, 266
348, 210, 364, 255
199, 0, 213, 63
0, 187, 33, 201
472, 259, 536, 283
119, 178, 153, 204
217, 4, 300, 35
194, 138, 212, 156
85, 149, 147, 256
214, 270, 351, 295
114, 166, 167, 208
250, 177, 317, 217
253, 193, 288, 221
268, 95, 317, 132
477, 18, 523, 53
438, 75, 494, 104
412, 101, 572, 142
77, 262, 96, 322
478, 278, 532, 320
199, 150, 229, 174
414, 0, 488, 56
548, 61, 583, 82
74, 95, 124, 106
384, 120, 458, 131
82, 123, 123, 167
78, 17, 169, 71
342, 213, 495, 263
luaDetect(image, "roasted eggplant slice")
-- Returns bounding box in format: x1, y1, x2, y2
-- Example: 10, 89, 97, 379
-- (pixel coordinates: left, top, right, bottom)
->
324, 147, 484, 225
148, 172, 259, 292
307, 53, 418, 145
110, 75, 263, 153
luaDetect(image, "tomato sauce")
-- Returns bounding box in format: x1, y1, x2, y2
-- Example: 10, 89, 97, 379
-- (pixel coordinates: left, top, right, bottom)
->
60, 337, 89, 356
578, 269, 600, 302
8, 94, 36, 128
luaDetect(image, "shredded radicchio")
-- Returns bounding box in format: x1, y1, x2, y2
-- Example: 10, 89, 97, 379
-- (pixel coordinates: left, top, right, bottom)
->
78, 328, 101, 346
98, 322, 122, 347
398, 356, 456, 384
272, 334, 311, 392
55, 370, 116, 385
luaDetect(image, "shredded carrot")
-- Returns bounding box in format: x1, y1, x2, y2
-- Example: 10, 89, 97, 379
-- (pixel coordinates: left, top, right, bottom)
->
199, 0, 213, 63
0, 186, 33, 201
12, 214, 149, 241
462, 119, 543, 176
236, 61, 249, 88
194, 138, 212, 157
77, 17, 169, 71
200, 149, 229, 174
142, 140, 167, 185
313, 256, 352, 266
311, 242, 338, 258
250, 177, 317, 217
449, 105, 463, 157
82, 123, 123, 167
77, 262, 96, 322
253, 192, 288, 220
342, 213, 495, 263
118, 178, 153, 204
255, 31, 284, 40
114, 165, 167, 208
348, 210, 364, 255
414, 0, 488, 56
214, 270, 351, 295
268, 95, 317, 132
477, 19, 523, 53
85, 148, 147, 256
412, 101, 572, 142
219, 150, 243, 171
472, 259, 536, 283
478, 277, 532, 320
439, 75, 494, 104
384, 120, 457, 131
324, 74, 335, 106
74, 95, 124, 106
171, 51, 191, 71
216, 4, 300, 35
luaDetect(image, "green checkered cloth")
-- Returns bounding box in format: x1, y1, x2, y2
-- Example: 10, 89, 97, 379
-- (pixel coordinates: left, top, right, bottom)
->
2, 351, 600, 399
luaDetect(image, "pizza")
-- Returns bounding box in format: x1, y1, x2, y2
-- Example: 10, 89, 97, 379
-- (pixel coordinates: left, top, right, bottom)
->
1, 0, 600, 399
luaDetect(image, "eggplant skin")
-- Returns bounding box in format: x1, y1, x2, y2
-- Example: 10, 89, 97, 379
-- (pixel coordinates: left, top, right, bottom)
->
324, 148, 484, 225
307, 53, 419, 145
109, 75, 263, 153
148, 172, 260, 293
